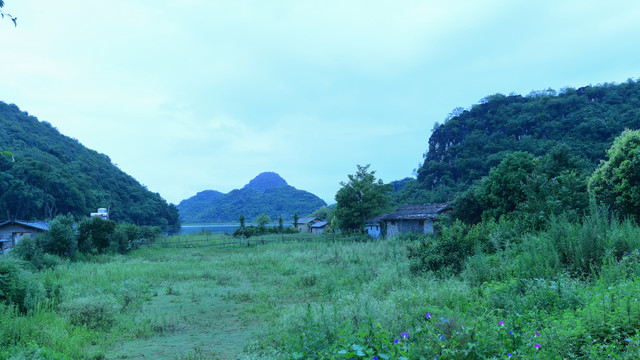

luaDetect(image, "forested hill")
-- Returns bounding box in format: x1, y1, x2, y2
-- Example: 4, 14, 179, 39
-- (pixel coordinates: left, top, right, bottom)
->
416, 79, 640, 196
0, 102, 180, 228
177, 172, 327, 223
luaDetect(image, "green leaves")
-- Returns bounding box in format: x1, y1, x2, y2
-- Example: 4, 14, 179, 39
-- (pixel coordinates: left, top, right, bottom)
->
589, 129, 640, 221
334, 164, 391, 232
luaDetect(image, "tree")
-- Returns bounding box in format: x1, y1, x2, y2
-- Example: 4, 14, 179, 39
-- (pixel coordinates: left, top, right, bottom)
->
77, 217, 116, 254
0, 1, 16, 26
589, 129, 640, 221
278, 215, 284, 233
239, 214, 245, 228
255, 213, 271, 230
334, 164, 391, 232
476, 152, 538, 219
42, 214, 76, 256
293, 212, 299, 229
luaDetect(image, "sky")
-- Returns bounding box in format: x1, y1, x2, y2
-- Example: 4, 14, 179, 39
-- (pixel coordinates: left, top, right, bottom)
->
1, 1, 640, 205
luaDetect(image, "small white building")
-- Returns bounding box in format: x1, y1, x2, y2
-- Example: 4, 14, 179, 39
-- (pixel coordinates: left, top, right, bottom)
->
364, 215, 384, 238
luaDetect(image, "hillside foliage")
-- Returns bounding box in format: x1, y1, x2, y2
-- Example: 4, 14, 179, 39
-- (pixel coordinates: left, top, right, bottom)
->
177, 172, 327, 223
0, 102, 180, 228
411, 79, 640, 203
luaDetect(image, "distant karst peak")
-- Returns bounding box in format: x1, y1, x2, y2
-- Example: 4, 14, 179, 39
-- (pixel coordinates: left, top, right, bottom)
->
242, 172, 288, 192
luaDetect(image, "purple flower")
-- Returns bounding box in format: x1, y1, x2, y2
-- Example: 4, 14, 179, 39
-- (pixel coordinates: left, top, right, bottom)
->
534, 344, 541, 349
509, 330, 513, 335
426, 312, 431, 319
535, 331, 540, 337
401, 332, 409, 338
507, 353, 513, 358
499, 321, 504, 326
394, 338, 399, 344
374, 357, 379, 360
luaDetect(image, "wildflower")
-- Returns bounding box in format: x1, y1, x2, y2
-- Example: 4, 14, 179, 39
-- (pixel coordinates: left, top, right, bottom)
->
499, 321, 504, 326
535, 332, 540, 337
509, 330, 513, 335
534, 344, 541, 349
507, 353, 513, 358
426, 312, 431, 319
394, 339, 399, 344
401, 332, 409, 338
374, 357, 379, 360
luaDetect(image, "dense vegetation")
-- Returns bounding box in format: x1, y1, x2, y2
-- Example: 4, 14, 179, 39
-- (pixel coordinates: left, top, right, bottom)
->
394, 79, 640, 204
0, 102, 180, 228
177, 172, 327, 223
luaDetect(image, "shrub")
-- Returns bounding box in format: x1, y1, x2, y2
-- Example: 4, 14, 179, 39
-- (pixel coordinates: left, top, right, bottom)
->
0, 258, 45, 313
61, 295, 118, 330
408, 220, 494, 274
42, 214, 77, 257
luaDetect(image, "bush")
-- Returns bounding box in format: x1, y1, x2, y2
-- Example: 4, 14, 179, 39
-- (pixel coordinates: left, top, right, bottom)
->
42, 214, 77, 257
77, 218, 116, 254
0, 258, 45, 313
61, 295, 118, 330
408, 220, 495, 274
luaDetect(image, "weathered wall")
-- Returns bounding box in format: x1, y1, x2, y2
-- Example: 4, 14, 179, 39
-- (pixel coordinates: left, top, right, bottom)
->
385, 219, 434, 237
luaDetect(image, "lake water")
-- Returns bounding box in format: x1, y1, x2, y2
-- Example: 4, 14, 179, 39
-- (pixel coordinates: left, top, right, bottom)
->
180, 224, 239, 235
179, 224, 292, 235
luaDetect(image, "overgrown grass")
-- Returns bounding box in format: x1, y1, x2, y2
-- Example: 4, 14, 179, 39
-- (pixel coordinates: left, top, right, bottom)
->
2, 215, 640, 359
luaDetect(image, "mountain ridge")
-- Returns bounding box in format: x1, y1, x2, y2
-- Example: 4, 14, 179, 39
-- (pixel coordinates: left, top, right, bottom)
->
177, 172, 326, 223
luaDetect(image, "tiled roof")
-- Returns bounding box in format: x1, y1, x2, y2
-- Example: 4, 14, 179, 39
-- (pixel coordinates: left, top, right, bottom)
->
380, 203, 451, 221
311, 221, 328, 228
0, 220, 50, 232
297, 217, 320, 224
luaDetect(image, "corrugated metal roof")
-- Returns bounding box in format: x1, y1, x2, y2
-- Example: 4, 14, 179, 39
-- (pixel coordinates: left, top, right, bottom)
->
380, 203, 451, 220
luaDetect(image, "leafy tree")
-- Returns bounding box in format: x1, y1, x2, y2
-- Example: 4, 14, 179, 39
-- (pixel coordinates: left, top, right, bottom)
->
77, 217, 116, 254
311, 205, 335, 221
239, 214, 245, 228
293, 212, 299, 229
589, 129, 640, 221
334, 164, 391, 232
42, 214, 76, 256
278, 215, 284, 233
476, 152, 538, 219
255, 213, 271, 230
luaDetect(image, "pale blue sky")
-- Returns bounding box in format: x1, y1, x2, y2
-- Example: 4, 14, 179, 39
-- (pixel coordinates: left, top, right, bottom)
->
1, 1, 640, 204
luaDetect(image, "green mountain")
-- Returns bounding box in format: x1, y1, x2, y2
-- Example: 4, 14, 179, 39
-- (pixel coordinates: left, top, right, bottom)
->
177, 172, 327, 223
0, 102, 180, 228
412, 79, 640, 201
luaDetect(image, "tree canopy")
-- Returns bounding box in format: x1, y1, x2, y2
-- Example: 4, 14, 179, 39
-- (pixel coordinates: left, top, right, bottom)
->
589, 129, 640, 221
334, 164, 391, 232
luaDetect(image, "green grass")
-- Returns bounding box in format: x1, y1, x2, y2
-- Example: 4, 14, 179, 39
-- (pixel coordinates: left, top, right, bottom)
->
2, 227, 640, 359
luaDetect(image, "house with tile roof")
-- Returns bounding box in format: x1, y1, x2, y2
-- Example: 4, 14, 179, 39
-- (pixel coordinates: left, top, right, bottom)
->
0, 220, 50, 254
379, 203, 450, 237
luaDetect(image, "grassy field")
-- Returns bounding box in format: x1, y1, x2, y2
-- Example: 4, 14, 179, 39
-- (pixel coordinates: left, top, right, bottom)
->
3, 223, 640, 359
2, 233, 415, 359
